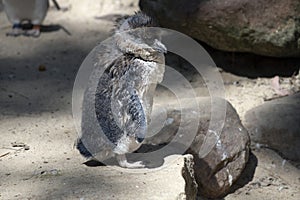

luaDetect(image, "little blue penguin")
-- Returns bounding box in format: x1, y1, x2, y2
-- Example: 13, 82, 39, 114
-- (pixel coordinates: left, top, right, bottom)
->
76, 12, 167, 168
2, 0, 49, 37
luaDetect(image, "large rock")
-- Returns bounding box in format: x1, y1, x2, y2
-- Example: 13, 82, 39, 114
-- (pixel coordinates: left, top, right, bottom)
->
244, 93, 300, 161
143, 97, 250, 198
140, 0, 300, 57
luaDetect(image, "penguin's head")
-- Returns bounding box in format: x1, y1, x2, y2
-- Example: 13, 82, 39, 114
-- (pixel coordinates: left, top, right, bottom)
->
116, 11, 156, 32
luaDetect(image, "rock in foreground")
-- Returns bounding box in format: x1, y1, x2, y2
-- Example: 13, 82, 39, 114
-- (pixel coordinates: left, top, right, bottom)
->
144, 97, 250, 198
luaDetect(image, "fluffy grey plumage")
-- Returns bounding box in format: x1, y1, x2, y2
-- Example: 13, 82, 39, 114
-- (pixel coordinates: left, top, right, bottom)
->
76, 12, 166, 168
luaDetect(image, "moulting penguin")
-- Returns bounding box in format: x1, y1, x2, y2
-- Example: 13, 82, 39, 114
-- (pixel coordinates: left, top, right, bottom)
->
76, 12, 167, 168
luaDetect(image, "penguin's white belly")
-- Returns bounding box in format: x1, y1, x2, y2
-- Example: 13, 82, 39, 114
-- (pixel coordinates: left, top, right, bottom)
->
3, 0, 49, 24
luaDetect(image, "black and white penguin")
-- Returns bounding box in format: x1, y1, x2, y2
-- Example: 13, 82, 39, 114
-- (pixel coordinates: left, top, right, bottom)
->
2, 0, 49, 37
76, 12, 167, 168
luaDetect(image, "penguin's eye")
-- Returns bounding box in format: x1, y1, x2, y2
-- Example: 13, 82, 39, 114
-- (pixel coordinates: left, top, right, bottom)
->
135, 137, 144, 143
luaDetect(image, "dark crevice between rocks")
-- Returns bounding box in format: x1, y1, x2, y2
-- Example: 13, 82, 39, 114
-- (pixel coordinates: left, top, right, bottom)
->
199, 41, 300, 78
165, 41, 299, 80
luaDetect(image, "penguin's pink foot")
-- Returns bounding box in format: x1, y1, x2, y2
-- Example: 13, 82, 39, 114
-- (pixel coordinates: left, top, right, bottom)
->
24, 25, 41, 37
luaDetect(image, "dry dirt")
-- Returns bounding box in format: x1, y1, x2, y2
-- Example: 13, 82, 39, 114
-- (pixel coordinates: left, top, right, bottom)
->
0, 0, 299, 199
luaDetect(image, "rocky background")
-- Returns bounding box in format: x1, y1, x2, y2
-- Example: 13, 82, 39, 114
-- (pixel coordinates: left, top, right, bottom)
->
0, 0, 299, 199
140, 0, 300, 57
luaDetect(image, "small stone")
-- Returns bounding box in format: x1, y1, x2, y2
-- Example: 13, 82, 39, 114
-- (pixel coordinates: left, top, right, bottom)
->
278, 186, 289, 191
38, 65, 46, 72
50, 169, 58, 175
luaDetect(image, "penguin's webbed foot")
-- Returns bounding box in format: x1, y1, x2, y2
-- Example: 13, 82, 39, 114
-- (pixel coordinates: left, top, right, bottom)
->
6, 24, 24, 37
116, 154, 145, 169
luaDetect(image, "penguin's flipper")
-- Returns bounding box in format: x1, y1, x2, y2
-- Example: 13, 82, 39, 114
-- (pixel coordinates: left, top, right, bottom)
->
111, 88, 147, 143
75, 138, 93, 158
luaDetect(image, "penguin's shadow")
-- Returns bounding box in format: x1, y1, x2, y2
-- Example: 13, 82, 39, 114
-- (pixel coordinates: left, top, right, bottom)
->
83, 143, 168, 168
83, 159, 106, 167
41, 24, 71, 35
21, 23, 71, 35
83, 141, 192, 169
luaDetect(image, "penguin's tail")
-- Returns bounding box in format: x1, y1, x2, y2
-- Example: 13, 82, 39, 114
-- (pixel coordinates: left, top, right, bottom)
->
75, 138, 93, 158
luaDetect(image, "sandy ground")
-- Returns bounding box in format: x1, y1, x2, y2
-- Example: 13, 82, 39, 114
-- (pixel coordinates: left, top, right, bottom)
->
0, 0, 299, 199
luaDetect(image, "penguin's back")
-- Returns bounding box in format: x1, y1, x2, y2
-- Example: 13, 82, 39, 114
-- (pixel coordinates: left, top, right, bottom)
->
94, 55, 148, 153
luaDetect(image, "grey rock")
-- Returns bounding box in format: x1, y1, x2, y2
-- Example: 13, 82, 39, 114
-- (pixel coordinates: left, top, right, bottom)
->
144, 97, 250, 198
244, 93, 300, 161
140, 0, 300, 57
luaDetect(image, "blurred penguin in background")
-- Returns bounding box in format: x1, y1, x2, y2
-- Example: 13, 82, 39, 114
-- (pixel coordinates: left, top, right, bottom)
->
2, 0, 55, 37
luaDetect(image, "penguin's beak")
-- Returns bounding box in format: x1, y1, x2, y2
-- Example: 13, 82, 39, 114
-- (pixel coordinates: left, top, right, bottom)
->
153, 39, 167, 54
